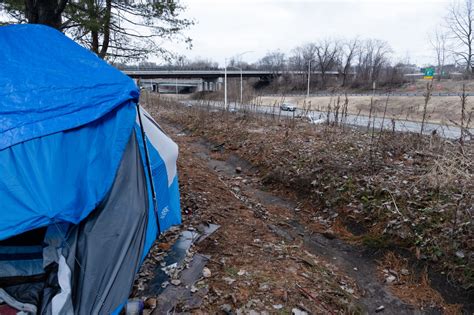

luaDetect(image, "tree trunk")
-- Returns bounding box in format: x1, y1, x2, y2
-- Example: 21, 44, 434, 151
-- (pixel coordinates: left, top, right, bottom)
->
98, 0, 112, 59
25, 0, 68, 30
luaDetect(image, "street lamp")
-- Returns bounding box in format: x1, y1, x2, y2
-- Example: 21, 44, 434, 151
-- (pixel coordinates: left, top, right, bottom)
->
224, 51, 254, 110
227, 65, 243, 107
224, 58, 227, 109
306, 59, 312, 99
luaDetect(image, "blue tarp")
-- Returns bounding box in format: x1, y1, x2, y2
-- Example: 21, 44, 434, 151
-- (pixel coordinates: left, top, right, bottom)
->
0, 103, 137, 240
0, 24, 139, 150
0, 24, 140, 239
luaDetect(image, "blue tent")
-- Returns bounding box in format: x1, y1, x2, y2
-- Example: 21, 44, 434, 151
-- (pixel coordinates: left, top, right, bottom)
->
0, 24, 181, 314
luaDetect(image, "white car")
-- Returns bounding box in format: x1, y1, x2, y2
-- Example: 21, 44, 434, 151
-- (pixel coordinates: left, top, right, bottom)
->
304, 114, 325, 124
280, 103, 296, 111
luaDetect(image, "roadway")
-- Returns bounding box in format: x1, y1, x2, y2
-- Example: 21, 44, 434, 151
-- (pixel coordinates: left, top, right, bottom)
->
179, 100, 473, 140
265, 92, 474, 97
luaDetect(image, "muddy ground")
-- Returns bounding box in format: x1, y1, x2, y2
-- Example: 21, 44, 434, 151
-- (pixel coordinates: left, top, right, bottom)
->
132, 97, 473, 314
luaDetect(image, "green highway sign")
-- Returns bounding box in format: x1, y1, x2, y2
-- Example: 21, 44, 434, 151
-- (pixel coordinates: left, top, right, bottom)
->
424, 68, 434, 79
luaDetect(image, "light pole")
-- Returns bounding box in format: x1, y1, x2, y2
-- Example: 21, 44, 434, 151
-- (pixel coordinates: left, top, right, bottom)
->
224, 58, 228, 110
227, 65, 243, 107
306, 60, 312, 99
240, 68, 243, 105
224, 51, 254, 110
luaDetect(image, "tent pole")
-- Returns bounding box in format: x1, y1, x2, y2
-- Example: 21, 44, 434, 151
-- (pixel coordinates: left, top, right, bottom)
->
136, 103, 161, 236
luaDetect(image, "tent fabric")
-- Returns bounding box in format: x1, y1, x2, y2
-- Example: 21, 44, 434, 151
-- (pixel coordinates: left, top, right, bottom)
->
135, 109, 181, 238
0, 24, 139, 150
65, 131, 148, 314
0, 103, 137, 240
0, 23, 181, 315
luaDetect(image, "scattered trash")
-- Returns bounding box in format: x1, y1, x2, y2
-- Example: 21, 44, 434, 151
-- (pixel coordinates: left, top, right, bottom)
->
272, 304, 283, 309
235, 166, 242, 173
125, 299, 144, 315
455, 250, 465, 259
151, 254, 210, 314
375, 305, 385, 312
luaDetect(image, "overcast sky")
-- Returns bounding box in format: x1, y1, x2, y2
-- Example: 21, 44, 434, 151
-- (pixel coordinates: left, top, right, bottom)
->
163, 0, 450, 66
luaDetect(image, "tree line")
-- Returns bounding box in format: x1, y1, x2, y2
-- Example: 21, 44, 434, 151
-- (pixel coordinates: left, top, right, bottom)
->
2, 0, 474, 85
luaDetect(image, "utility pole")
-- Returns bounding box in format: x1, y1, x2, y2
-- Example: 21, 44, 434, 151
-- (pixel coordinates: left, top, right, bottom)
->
306, 60, 311, 99
240, 68, 243, 105
224, 51, 254, 111
224, 58, 228, 110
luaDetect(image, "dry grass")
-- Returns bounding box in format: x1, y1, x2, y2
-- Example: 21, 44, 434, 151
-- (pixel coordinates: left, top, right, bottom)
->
147, 93, 474, 292
378, 252, 462, 314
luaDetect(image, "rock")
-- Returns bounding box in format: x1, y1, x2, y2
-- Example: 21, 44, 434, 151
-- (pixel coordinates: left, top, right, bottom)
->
202, 267, 212, 278
237, 269, 246, 276
385, 275, 396, 284
322, 229, 336, 240
220, 304, 233, 314
171, 279, 181, 286
235, 167, 242, 173
401, 268, 410, 276
223, 277, 236, 285
190, 285, 198, 293
144, 297, 156, 309
292, 308, 308, 315
258, 283, 270, 291
375, 305, 385, 312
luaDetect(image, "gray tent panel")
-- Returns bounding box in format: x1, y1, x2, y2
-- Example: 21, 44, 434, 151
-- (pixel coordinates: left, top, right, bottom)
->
63, 131, 149, 314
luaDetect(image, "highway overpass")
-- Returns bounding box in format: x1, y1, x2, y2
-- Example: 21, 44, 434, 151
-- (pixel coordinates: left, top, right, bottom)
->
122, 68, 342, 93
122, 69, 279, 80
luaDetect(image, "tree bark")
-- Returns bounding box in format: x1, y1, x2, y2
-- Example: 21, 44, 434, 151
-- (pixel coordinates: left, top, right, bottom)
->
24, 0, 68, 30
98, 0, 112, 59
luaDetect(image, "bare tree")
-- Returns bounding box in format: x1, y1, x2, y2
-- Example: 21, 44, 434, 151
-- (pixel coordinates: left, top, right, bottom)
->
354, 39, 392, 88
429, 28, 449, 80
288, 44, 317, 88
339, 38, 359, 87
257, 50, 286, 71
314, 39, 339, 89
445, 0, 474, 74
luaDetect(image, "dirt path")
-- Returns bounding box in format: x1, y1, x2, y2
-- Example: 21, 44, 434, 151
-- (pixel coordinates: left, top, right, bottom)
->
159, 120, 445, 314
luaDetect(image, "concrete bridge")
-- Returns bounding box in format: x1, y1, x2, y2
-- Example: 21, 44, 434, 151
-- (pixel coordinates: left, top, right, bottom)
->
122, 69, 278, 79
123, 68, 341, 93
